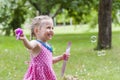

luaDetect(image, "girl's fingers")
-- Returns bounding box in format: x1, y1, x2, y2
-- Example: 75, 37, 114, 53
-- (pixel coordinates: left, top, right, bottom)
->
63, 53, 70, 60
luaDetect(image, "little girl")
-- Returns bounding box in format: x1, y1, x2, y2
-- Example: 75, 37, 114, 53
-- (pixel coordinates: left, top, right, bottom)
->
15, 15, 70, 80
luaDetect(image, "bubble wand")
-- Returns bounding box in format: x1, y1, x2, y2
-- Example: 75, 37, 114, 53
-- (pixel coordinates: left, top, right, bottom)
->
61, 42, 72, 77
15, 28, 23, 40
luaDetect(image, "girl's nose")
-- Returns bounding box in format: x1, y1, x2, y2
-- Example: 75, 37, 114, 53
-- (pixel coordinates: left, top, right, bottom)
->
50, 29, 54, 35
50, 28, 54, 32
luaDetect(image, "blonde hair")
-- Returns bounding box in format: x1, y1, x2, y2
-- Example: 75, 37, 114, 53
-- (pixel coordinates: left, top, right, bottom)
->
30, 15, 52, 40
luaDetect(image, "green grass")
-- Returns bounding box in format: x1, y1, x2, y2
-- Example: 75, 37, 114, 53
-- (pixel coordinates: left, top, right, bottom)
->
1, 27, 120, 80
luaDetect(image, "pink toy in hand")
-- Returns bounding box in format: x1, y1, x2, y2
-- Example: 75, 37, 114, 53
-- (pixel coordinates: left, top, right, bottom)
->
61, 42, 72, 77
15, 28, 23, 40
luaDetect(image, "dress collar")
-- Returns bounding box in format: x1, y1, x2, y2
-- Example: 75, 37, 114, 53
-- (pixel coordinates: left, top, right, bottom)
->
36, 40, 53, 53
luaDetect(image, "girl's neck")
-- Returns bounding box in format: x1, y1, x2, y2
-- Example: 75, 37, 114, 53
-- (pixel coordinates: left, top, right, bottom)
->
37, 39, 47, 43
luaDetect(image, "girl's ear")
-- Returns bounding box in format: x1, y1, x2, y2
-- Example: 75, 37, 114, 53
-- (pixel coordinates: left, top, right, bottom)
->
34, 27, 39, 35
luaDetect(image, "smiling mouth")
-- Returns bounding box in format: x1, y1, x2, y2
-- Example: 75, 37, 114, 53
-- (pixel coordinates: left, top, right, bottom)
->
48, 34, 53, 38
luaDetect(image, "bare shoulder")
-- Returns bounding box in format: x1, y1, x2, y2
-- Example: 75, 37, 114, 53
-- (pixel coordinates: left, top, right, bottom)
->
30, 40, 41, 47
29, 40, 41, 56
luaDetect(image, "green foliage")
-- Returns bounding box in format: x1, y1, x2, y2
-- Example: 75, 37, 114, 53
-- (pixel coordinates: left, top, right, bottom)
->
0, 0, 35, 36
66, 0, 120, 25
112, 0, 120, 24
66, 0, 99, 24
0, 0, 120, 36
28, 0, 73, 17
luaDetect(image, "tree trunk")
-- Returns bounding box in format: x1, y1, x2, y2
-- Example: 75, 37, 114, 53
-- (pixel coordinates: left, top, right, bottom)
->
97, 0, 112, 50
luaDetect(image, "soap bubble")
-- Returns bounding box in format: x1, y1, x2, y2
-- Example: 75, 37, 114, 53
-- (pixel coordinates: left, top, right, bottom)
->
97, 50, 106, 56
101, 50, 106, 56
97, 51, 102, 56
91, 36, 97, 43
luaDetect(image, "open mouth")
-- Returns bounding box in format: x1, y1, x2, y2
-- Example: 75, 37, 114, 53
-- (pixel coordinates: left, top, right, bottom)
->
48, 34, 53, 39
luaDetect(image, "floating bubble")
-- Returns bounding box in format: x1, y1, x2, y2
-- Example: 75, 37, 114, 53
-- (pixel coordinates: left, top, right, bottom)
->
97, 50, 106, 56
101, 50, 106, 56
97, 51, 102, 56
91, 36, 97, 43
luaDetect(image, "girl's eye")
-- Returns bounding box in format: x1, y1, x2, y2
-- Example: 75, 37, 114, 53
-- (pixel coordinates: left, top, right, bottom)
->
51, 27, 54, 30
47, 26, 54, 30
47, 27, 51, 29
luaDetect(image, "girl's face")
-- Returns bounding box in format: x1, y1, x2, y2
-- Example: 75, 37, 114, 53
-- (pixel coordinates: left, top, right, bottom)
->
37, 19, 54, 42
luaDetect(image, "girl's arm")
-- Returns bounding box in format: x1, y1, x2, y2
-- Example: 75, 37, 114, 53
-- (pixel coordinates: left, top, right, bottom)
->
52, 55, 63, 64
52, 53, 70, 64
22, 37, 38, 50
15, 30, 38, 50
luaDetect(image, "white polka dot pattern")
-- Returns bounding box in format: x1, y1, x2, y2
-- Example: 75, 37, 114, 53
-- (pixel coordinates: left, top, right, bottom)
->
23, 44, 56, 80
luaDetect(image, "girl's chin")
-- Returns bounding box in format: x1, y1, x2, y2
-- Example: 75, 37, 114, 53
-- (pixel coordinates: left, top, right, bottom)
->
49, 38, 52, 40
47, 37, 52, 40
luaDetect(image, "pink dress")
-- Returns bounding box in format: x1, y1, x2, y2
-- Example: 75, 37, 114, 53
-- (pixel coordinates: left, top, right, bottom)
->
23, 43, 57, 80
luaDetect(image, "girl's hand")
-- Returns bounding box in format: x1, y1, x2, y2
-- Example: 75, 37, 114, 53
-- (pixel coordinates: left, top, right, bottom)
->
63, 52, 70, 61
15, 28, 25, 40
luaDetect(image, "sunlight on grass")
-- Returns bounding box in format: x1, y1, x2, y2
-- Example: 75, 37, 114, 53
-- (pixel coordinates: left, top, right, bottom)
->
22, 23, 120, 35
53, 24, 120, 34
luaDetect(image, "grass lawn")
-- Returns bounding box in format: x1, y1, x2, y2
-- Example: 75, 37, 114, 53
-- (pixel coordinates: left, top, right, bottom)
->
0, 26, 120, 80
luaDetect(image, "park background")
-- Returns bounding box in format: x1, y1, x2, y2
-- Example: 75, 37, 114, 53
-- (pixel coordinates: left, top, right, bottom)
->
0, 0, 120, 80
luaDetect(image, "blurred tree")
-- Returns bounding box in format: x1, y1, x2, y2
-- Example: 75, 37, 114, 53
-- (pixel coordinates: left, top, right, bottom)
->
66, 0, 120, 25
0, 0, 120, 36
0, 0, 25, 35
66, 0, 99, 24
28, 0, 100, 24
28, 0, 73, 18
65, 0, 119, 50
0, 0, 35, 36
112, 0, 120, 24
97, 0, 112, 50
